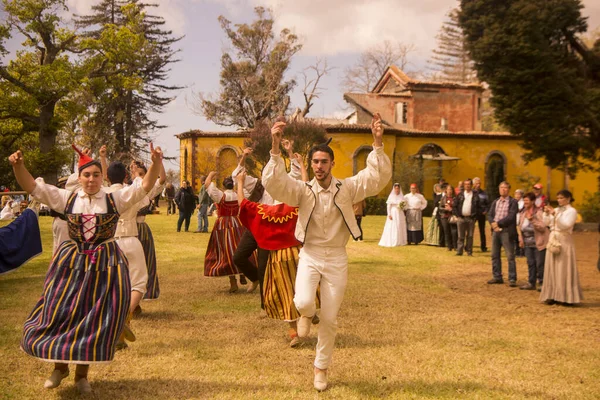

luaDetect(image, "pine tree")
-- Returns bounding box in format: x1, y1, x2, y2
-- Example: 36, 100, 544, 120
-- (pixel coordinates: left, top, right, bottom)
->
76, 1, 182, 159
429, 8, 477, 83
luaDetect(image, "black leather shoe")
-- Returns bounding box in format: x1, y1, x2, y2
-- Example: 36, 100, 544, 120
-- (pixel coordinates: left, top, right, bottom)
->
509, 281, 517, 287
487, 278, 504, 284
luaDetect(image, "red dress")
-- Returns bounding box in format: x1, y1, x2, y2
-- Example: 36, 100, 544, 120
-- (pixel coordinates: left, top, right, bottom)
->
203, 196, 256, 277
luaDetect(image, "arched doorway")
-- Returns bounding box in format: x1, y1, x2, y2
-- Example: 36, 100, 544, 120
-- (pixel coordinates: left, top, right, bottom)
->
352, 145, 373, 174
216, 146, 239, 184
485, 151, 507, 201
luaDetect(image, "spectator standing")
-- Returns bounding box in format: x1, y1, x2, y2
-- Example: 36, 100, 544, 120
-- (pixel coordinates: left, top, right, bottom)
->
175, 181, 195, 232
439, 185, 458, 251
164, 182, 176, 215
487, 181, 519, 287
514, 189, 525, 257
533, 183, 547, 208
472, 177, 489, 252
404, 184, 428, 245
195, 176, 212, 233
517, 192, 549, 291
540, 190, 583, 304
453, 178, 480, 256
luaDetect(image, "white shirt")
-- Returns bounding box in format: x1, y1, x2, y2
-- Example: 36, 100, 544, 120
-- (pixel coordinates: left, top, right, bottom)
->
105, 179, 163, 237
307, 181, 349, 253
462, 191, 473, 216
231, 158, 302, 205
0, 203, 14, 220
207, 183, 237, 203
404, 193, 427, 211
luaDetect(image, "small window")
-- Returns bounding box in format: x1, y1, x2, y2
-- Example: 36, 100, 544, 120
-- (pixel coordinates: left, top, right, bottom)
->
395, 102, 408, 125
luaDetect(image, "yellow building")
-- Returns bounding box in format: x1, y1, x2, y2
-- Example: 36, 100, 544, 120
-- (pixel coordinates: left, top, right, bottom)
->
177, 67, 598, 204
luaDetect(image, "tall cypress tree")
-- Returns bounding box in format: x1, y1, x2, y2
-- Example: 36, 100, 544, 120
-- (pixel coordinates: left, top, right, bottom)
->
428, 8, 477, 83
76, 0, 182, 158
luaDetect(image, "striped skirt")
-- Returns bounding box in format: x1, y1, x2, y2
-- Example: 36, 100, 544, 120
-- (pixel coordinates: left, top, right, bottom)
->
264, 247, 320, 322
21, 241, 131, 364
138, 222, 159, 300
204, 215, 255, 277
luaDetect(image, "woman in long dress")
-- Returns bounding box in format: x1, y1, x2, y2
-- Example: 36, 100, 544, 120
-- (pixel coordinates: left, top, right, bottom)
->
439, 185, 458, 251
424, 183, 442, 246
379, 183, 407, 247
204, 171, 256, 292
10, 144, 163, 395
540, 189, 583, 305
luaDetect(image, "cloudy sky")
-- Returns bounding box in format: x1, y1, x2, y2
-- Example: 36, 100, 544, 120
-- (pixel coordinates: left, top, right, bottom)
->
5, 0, 600, 168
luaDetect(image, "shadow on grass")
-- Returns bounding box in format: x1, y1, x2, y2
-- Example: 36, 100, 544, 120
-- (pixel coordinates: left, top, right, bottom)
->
135, 309, 196, 322
55, 378, 288, 399
341, 378, 547, 398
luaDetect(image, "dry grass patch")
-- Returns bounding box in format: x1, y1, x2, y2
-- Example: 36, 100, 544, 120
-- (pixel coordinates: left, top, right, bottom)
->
1, 214, 599, 399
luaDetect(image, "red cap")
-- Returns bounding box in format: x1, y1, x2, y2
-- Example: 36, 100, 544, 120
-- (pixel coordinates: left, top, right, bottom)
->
410, 183, 417, 188
72, 144, 100, 172
533, 183, 543, 189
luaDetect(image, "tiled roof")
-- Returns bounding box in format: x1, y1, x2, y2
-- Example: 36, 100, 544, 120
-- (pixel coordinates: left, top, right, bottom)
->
372, 65, 483, 93
324, 123, 512, 138
176, 130, 249, 139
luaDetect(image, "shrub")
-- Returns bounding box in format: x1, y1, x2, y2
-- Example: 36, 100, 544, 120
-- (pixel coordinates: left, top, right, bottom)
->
579, 191, 600, 223
365, 197, 387, 215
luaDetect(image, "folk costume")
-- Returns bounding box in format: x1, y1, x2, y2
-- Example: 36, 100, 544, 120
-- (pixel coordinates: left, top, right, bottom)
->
424, 187, 442, 246
21, 150, 150, 365
137, 198, 160, 299
204, 183, 256, 278
404, 185, 428, 245
238, 198, 320, 322
378, 186, 407, 247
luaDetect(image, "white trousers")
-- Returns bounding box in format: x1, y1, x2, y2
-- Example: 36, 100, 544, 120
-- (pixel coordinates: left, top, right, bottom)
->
116, 236, 148, 295
294, 247, 348, 370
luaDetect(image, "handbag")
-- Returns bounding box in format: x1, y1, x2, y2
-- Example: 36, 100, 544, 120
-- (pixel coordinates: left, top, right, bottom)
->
547, 211, 561, 254
449, 215, 458, 224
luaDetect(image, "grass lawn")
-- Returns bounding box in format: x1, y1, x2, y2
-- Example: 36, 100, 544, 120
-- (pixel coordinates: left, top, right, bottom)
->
1, 213, 599, 399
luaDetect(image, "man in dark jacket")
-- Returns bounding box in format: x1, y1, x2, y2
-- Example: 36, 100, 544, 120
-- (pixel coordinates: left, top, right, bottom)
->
472, 177, 489, 252
452, 178, 480, 256
195, 176, 212, 233
175, 181, 195, 232
486, 181, 519, 286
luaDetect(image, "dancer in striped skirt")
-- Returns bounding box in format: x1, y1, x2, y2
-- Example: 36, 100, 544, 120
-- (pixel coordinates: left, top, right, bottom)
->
129, 161, 163, 303
203, 171, 256, 292
9, 144, 163, 395
236, 169, 320, 347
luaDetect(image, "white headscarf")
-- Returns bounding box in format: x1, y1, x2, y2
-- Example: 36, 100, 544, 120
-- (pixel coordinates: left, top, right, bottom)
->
386, 184, 404, 204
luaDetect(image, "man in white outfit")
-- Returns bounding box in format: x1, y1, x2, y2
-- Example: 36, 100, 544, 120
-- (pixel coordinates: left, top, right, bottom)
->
262, 115, 391, 391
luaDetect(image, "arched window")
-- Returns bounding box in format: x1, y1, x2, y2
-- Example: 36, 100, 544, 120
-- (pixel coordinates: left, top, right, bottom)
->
216, 146, 239, 184
353, 145, 373, 175
485, 151, 507, 201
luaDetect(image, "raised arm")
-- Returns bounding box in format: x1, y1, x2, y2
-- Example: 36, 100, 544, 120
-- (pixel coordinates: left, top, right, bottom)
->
99, 145, 108, 183
142, 144, 163, 193
205, 171, 224, 203
262, 121, 307, 206
347, 113, 392, 202
9, 150, 36, 193
236, 171, 247, 206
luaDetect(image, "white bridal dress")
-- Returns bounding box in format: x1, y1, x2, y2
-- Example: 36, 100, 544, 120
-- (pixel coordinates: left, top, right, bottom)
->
379, 188, 407, 247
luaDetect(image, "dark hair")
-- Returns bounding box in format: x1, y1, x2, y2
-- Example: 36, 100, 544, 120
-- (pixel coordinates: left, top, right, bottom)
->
445, 184, 454, 195
308, 144, 334, 162
523, 192, 536, 202
499, 181, 511, 189
78, 160, 102, 175
222, 177, 234, 190
556, 189, 574, 203
107, 162, 127, 184
393, 182, 400, 187
134, 161, 147, 175
464, 178, 473, 185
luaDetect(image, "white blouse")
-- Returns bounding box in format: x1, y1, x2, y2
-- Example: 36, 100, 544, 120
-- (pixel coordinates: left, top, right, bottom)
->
31, 177, 149, 241
207, 182, 237, 203
404, 193, 428, 211
543, 205, 577, 234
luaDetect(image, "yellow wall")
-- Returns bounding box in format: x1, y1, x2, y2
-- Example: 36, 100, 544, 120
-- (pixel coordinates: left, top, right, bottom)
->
181, 132, 598, 202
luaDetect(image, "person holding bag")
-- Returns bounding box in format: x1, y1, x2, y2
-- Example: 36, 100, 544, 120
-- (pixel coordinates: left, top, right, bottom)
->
540, 190, 583, 305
